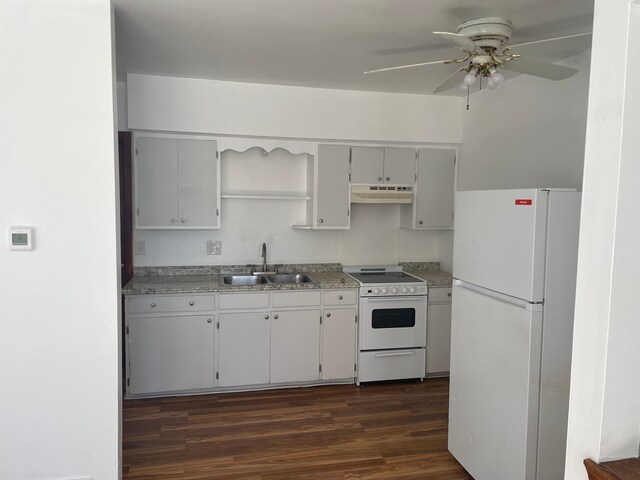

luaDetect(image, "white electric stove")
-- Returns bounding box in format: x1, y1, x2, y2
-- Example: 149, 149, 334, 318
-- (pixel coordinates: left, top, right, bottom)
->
343, 266, 427, 384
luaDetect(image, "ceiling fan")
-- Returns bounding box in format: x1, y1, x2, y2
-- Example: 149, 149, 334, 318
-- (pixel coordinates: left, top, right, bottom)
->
364, 17, 592, 94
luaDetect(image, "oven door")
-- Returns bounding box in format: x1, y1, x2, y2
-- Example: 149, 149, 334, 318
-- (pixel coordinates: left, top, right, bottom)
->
359, 296, 427, 350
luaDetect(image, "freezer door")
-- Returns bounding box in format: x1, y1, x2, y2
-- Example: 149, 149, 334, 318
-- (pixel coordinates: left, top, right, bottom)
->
449, 281, 542, 480
453, 189, 548, 302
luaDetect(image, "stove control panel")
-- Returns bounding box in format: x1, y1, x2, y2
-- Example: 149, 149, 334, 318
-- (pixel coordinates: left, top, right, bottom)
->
361, 285, 427, 297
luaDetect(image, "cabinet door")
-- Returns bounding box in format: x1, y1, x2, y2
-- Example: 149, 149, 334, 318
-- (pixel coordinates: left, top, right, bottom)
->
350, 147, 384, 184
218, 312, 271, 387
128, 314, 214, 395
383, 148, 416, 185
316, 144, 350, 227
178, 139, 219, 228
426, 303, 452, 374
270, 310, 321, 383
321, 308, 357, 380
136, 137, 178, 227
415, 149, 455, 228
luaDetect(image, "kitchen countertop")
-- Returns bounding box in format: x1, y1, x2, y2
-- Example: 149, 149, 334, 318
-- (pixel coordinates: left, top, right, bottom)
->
122, 265, 358, 295
122, 263, 452, 295
406, 269, 453, 287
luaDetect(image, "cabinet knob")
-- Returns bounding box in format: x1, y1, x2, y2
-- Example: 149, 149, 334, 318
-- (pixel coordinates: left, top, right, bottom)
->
171, 218, 176, 223
378, 176, 382, 181
338, 295, 343, 300
274, 314, 279, 319
447, 293, 452, 297
319, 218, 324, 224
419, 220, 423, 225
207, 318, 212, 323
150, 303, 156, 308
189, 301, 195, 306
265, 315, 269, 320
386, 177, 391, 181
181, 218, 186, 224
326, 313, 331, 317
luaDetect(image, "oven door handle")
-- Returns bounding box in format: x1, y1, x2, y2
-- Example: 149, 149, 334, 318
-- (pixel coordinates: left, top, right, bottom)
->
365, 296, 426, 303
374, 351, 416, 357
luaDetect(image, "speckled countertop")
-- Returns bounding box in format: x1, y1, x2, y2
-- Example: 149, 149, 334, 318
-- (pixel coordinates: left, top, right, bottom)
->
405, 270, 453, 287
122, 262, 452, 295
122, 264, 358, 295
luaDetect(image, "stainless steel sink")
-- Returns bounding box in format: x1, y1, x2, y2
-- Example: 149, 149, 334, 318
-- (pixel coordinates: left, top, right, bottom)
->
222, 275, 268, 285
265, 274, 313, 284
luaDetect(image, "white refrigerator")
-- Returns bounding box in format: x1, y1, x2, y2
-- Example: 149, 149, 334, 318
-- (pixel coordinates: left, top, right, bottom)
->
448, 188, 581, 480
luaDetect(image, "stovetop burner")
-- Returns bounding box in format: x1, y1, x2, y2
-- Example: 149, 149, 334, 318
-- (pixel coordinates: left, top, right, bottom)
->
347, 271, 421, 284
343, 265, 427, 297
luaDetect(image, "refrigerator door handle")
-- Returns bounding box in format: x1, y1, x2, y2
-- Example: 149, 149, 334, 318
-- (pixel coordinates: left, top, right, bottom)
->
453, 279, 543, 312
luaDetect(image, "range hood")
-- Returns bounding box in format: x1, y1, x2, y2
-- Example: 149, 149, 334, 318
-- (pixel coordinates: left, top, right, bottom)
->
350, 185, 414, 204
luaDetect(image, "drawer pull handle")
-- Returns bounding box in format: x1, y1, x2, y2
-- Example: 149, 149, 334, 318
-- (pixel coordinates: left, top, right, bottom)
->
374, 351, 415, 358
189, 301, 195, 306
378, 176, 382, 181
207, 318, 212, 323
338, 295, 343, 300
386, 177, 390, 181
150, 303, 156, 308
326, 313, 331, 317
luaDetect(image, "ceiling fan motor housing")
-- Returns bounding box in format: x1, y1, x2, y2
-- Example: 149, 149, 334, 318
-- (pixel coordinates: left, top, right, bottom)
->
455, 17, 512, 49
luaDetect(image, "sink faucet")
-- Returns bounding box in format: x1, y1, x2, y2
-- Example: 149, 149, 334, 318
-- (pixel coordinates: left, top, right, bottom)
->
261, 242, 267, 273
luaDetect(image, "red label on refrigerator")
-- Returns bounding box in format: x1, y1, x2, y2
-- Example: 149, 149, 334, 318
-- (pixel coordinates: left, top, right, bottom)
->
515, 199, 533, 205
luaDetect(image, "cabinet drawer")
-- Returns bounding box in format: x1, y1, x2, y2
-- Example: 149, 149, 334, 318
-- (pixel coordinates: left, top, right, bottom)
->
218, 292, 270, 310
272, 291, 321, 308
358, 349, 426, 383
127, 294, 215, 314
323, 289, 357, 306
429, 287, 452, 303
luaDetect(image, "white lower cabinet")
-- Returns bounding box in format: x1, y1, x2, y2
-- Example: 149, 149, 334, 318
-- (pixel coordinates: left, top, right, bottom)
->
270, 310, 321, 383
426, 287, 453, 376
217, 312, 271, 387
125, 288, 358, 397
127, 314, 215, 395
321, 308, 357, 380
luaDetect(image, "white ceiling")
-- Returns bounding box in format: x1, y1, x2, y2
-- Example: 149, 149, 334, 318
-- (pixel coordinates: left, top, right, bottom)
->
114, 0, 593, 95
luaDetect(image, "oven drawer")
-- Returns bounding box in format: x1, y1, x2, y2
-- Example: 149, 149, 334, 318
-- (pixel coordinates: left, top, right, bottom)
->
358, 349, 426, 382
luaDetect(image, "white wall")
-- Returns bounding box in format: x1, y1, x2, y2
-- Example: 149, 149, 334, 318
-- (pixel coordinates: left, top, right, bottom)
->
458, 52, 591, 191
127, 73, 463, 144
0, 2, 120, 480
565, 1, 640, 478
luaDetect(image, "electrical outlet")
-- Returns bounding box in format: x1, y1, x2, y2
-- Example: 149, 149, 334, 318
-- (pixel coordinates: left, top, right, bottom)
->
207, 240, 222, 255
134, 240, 145, 255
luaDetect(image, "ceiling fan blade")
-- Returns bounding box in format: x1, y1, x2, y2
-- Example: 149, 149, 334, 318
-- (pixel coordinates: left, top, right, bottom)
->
509, 32, 592, 52
363, 59, 447, 75
433, 68, 466, 94
433, 32, 481, 53
502, 57, 579, 80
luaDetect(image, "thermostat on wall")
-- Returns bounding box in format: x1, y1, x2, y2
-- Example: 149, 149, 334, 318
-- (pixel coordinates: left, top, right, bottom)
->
9, 226, 34, 250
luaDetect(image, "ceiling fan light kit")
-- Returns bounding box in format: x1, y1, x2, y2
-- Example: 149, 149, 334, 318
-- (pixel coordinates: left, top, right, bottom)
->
363, 16, 591, 100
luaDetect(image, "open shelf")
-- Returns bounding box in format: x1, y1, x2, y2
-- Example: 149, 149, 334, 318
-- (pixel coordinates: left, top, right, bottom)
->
220, 190, 311, 201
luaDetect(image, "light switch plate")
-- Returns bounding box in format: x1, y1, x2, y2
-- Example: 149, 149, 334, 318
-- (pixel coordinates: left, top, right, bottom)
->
134, 240, 145, 255
207, 240, 221, 255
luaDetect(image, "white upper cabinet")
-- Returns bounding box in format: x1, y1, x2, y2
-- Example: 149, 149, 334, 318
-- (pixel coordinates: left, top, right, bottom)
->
135, 136, 220, 229
350, 147, 416, 185
401, 148, 456, 229
350, 147, 385, 184
136, 137, 179, 227
383, 148, 417, 185
315, 144, 350, 228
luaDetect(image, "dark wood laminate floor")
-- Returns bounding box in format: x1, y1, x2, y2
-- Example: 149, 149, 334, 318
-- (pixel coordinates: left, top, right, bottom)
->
123, 378, 473, 479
